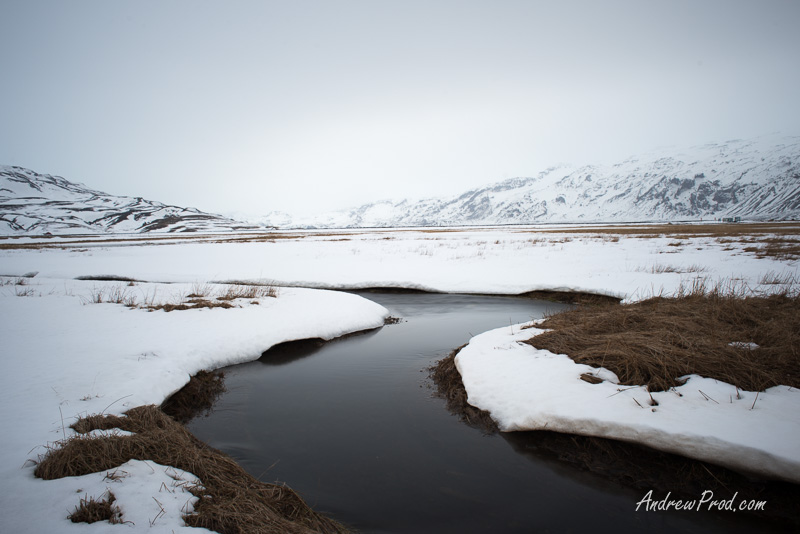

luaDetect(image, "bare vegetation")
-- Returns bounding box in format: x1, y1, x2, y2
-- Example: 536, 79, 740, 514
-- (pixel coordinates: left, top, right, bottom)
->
68, 491, 123, 525
81, 282, 278, 311
431, 323, 800, 528
743, 236, 800, 261
36, 406, 351, 534
75, 275, 140, 282
518, 290, 621, 306
634, 263, 708, 274
161, 370, 226, 424
3, 221, 798, 251
430, 346, 497, 434
526, 288, 800, 392
759, 270, 798, 285
217, 283, 278, 300
14, 286, 36, 297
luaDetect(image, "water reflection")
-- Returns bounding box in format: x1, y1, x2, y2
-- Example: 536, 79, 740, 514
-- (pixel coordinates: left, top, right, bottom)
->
187, 292, 785, 533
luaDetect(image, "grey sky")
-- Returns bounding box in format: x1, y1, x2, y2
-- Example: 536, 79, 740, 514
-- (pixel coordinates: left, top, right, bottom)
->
2, 1, 799, 217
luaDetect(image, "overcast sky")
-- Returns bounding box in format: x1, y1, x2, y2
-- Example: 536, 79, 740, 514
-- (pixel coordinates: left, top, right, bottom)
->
2, 1, 799, 217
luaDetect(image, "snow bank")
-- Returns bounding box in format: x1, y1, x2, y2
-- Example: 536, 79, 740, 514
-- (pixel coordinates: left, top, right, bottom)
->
455, 323, 800, 484
0, 280, 387, 533
0, 226, 797, 531
0, 227, 796, 301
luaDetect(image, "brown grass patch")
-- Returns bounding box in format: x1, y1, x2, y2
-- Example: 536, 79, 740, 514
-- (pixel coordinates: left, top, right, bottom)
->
518, 290, 621, 306
554, 221, 800, 238
147, 299, 235, 312
36, 406, 350, 534
217, 283, 278, 300
81, 282, 276, 312
161, 370, 227, 424
430, 346, 500, 434
75, 275, 141, 282
743, 236, 800, 261
526, 292, 800, 392
69, 491, 123, 524
430, 341, 800, 527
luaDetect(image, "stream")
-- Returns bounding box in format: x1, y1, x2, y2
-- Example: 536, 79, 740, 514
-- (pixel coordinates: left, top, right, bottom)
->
187, 292, 773, 533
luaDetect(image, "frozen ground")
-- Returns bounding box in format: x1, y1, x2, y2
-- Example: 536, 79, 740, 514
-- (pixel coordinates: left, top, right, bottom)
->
1, 225, 797, 300
0, 225, 798, 532
456, 323, 800, 484
0, 279, 388, 533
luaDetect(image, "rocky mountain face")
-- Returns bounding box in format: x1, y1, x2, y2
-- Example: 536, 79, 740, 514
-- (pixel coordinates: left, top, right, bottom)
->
0, 166, 256, 234
3, 136, 798, 234
273, 135, 800, 228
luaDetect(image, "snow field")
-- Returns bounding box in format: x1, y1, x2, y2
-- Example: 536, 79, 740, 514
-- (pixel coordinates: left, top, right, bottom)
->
0, 226, 798, 532
455, 323, 800, 484
1, 228, 797, 300
0, 278, 388, 533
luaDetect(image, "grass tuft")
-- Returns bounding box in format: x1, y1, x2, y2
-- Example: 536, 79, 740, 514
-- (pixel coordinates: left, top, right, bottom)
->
68, 491, 123, 524
526, 292, 800, 392
430, 318, 800, 528
429, 346, 499, 434
161, 370, 226, 424
37, 406, 351, 534
217, 284, 278, 301
81, 282, 277, 312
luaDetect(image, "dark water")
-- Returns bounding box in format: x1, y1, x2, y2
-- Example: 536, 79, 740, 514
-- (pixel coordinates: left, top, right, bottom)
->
188, 293, 773, 533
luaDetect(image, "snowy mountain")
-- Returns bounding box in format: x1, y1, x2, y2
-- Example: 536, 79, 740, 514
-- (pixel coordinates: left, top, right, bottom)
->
266, 135, 800, 228
3, 136, 798, 234
0, 166, 258, 234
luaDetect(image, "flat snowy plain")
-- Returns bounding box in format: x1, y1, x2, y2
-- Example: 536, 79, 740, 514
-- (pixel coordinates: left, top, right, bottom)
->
1, 223, 798, 532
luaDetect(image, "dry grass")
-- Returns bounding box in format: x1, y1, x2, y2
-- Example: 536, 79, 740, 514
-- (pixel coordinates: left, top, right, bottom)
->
634, 263, 708, 274
3, 221, 797, 250
518, 290, 621, 306
553, 221, 800, 238
759, 270, 798, 285
217, 283, 278, 300
743, 236, 800, 261
2, 276, 38, 296
14, 286, 36, 297
430, 346, 499, 434
526, 290, 800, 392
147, 299, 236, 312
186, 281, 215, 298
81, 285, 138, 306
69, 491, 123, 525
75, 275, 140, 282
36, 406, 351, 534
430, 341, 800, 528
81, 282, 277, 311
161, 370, 227, 424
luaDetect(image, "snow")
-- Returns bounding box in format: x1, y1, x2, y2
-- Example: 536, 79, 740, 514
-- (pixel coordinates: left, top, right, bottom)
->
0, 225, 798, 531
0, 277, 388, 533
38, 460, 210, 533
246, 134, 800, 228
455, 323, 800, 484
0, 226, 796, 301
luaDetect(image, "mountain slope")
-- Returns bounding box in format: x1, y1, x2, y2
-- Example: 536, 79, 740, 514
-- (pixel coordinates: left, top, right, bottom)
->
272, 135, 800, 228
0, 166, 255, 234
4, 135, 799, 234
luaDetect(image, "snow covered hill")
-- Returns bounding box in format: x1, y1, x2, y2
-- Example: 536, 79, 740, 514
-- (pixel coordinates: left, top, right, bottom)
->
271, 135, 800, 228
0, 166, 257, 234
3, 135, 799, 234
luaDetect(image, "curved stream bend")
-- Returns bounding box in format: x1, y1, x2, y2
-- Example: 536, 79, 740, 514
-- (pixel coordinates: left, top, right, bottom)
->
188, 292, 783, 534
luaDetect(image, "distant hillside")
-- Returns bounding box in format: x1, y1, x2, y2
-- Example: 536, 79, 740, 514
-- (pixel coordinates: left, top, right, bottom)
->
0, 166, 256, 234
259, 135, 800, 228
4, 135, 799, 234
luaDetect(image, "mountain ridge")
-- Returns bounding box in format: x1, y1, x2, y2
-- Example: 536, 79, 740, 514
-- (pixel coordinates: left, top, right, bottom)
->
2, 135, 798, 235
261, 135, 799, 228
0, 165, 257, 234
